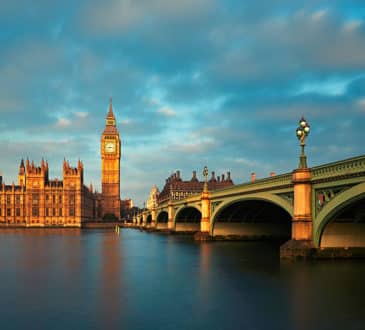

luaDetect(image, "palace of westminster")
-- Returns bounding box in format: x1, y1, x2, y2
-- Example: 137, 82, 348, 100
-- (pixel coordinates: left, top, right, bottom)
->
0, 100, 126, 226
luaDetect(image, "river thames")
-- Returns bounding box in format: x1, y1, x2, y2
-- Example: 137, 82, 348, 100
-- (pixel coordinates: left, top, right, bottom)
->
0, 228, 364, 330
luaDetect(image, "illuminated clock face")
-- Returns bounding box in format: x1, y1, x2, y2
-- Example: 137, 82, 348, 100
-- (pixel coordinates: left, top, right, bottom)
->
105, 142, 116, 153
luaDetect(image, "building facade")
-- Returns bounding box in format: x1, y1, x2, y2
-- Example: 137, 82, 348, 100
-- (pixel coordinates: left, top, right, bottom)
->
0, 159, 95, 227
146, 185, 160, 210
157, 170, 234, 204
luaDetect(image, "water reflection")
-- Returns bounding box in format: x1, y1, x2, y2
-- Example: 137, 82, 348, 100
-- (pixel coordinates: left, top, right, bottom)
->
0, 229, 365, 330
97, 232, 124, 329
282, 260, 365, 330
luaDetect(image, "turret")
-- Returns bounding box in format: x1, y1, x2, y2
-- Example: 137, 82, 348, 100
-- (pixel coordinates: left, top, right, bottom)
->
25, 159, 48, 189
19, 159, 25, 174
191, 170, 198, 182
18, 158, 26, 186
78, 159, 84, 184
209, 171, 217, 182
63, 159, 84, 189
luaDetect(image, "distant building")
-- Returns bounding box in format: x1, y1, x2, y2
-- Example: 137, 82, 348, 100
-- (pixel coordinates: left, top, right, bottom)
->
157, 170, 234, 204
121, 198, 133, 211
146, 185, 160, 210
120, 198, 133, 220
0, 159, 95, 227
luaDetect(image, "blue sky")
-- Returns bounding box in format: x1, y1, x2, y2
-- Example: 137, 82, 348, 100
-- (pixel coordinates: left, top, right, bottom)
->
0, 0, 364, 206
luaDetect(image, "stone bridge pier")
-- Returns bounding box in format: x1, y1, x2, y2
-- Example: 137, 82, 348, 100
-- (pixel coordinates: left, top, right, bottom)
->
280, 167, 314, 257
168, 200, 174, 230
291, 168, 312, 240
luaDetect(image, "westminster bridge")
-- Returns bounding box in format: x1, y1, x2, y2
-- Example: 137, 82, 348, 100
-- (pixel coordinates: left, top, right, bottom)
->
132, 154, 365, 256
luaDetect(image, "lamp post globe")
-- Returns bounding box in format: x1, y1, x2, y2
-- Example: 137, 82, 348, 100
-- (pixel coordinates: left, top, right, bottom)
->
203, 166, 209, 192
296, 117, 310, 168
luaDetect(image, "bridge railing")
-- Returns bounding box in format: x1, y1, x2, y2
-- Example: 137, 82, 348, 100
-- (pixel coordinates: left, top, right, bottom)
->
156, 155, 365, 207
311, 155, 365, 181
210, 172, 293, 197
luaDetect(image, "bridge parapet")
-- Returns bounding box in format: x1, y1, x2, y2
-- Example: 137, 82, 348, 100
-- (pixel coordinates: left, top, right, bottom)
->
311, 155, 365, 182
211, 173, 292, 197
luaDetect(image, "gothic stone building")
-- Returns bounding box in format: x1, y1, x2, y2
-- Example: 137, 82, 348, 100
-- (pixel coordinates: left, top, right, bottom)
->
0, 99, 125, 226
0, 159, 95, 227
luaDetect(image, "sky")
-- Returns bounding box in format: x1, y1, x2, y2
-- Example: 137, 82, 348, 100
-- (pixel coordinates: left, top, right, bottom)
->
0, 0, 364, 206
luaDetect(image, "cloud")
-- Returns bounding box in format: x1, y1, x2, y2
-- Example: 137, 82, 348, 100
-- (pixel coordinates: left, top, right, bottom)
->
344, 20, 363, 32
294, 77, 355, 96
74, 111, 89, 118
311, 9, 328, 21
80, 0, 213, 35
157, 106, 177, 117
55, 118, 71, 128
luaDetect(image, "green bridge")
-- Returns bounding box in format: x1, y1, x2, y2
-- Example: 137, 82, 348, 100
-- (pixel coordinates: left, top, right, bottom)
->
134, 155, 365, 257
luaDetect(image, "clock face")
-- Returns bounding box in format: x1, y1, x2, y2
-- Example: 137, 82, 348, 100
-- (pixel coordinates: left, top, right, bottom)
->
104, 142, 116, 153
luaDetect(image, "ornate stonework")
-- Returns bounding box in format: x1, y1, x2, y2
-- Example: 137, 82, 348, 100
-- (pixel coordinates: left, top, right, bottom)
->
158, 170, 234, 204
101, 98, 121, 219
0, 159, 95, 226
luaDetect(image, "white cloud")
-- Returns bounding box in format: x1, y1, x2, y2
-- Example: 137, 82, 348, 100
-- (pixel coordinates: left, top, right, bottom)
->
74, 111, 89, 118
120, 119, 131, 125
233, 157, 259, 168
311, 9, 328, 22
343, 20, 363, 32
158, 106, 177, 117
80, 0, 212, 35
55, 118, 71, 128
294, 77, 353, 96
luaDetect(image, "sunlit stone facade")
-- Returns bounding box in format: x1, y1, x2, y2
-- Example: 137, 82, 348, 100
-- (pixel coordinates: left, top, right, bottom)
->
158, 170, 234, 204
146, 185, 159, 210
100, 99, 121, 220
0, 159, 95, 227
0, 99, 126, 225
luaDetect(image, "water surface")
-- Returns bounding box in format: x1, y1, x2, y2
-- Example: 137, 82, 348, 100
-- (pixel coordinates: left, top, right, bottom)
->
0, 228, 364, 330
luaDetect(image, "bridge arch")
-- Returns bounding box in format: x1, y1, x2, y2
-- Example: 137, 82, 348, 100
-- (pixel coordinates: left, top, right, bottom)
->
211, 193, 293, 239
314, 181, 365, 247
174, 206, 202, 232
156, 210, 168, 223
156, 210, 169, 230
146, 214, 152, 224
138, 215, 143, 225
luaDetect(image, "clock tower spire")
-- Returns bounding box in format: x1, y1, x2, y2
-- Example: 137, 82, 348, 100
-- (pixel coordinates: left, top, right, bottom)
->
106, 97, 116, 126
101, 98, 121, 220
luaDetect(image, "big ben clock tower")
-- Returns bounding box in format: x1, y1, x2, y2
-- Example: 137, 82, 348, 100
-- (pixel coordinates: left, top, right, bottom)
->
101, 98, 121, 220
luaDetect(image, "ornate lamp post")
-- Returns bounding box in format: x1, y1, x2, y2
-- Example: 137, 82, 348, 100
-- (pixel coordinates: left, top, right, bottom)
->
198, 165, 211, 238
203, 166, 209, 192
296, 117, 310, 168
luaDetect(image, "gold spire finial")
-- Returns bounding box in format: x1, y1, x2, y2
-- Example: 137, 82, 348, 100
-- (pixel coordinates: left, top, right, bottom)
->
108, 97, 114, 117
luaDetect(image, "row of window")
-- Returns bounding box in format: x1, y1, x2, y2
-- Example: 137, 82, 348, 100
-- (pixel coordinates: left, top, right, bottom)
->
45, 195, 63, 203
1, 194, 76, 205
0, 207, 75, 217
3, 220, 79, 224
2, 196, 22, 204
